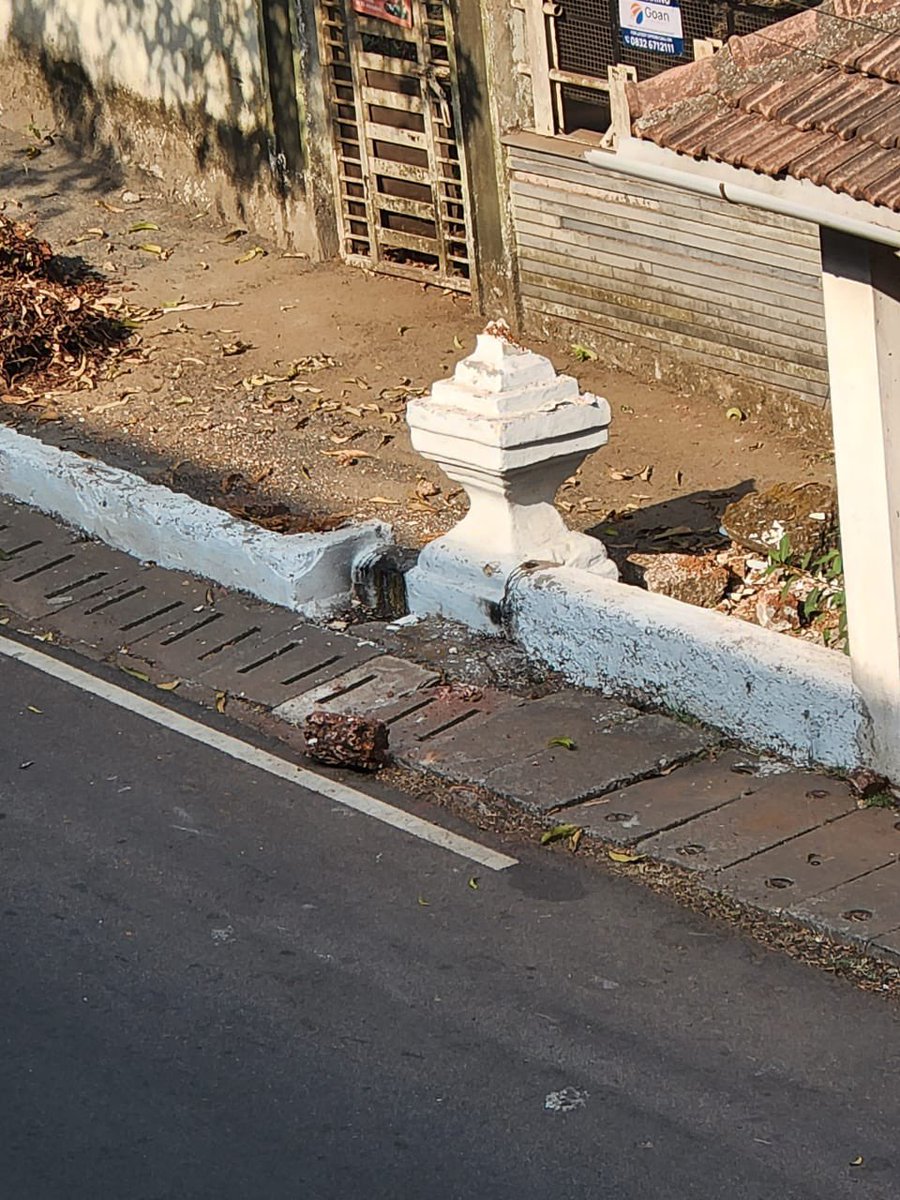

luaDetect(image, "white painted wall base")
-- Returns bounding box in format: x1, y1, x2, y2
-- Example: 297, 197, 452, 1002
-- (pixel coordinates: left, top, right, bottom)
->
506, 566, 873, 772
0, 427, 390, 617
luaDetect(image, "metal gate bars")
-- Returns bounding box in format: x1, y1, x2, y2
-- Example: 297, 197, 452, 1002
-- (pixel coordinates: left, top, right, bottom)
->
317, 0, 475, 292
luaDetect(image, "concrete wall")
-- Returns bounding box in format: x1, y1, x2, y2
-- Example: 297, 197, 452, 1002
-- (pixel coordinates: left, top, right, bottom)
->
0, 0, 326, 252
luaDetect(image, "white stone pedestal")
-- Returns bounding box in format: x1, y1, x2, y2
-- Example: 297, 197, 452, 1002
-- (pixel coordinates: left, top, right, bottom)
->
405, 325, 617, 633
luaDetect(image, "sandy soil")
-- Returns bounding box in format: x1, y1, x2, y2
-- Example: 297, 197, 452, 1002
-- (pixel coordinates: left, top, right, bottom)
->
0, 112, 834, 558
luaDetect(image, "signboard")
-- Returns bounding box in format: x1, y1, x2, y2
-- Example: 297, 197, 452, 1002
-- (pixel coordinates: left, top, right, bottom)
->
352, 0, 413, 29
618, 0, 684, 56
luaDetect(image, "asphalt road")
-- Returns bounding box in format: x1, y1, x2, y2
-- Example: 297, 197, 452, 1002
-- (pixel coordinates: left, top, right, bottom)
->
2, 642, 899, 1199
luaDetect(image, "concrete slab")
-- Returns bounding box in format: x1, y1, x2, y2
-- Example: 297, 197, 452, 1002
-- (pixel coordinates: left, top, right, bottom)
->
405, 690, 628, 780
126, 595, 354, 707
483, 715, 712, 811
407, 692, 712, 810
194, 622, 381, 708
637, 772, 857, 871
273, 656, 441, 725
717, 807, 900, 909
559, 750, 761, 845
0, 539, 137, 620
42, 568, 213, 655
0, 503, 79, 577
389, 686, 518, 754
786, 862, 900, 943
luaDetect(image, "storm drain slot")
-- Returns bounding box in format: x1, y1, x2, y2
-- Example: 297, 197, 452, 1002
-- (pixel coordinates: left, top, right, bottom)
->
237, 642, 299, 675
2, 539, 42, 559
197, 626, 261, 661
85, 586, 145, 614
280, 655, 341, 686
120, 601, 184, 632
45, 571, 108, 599
161, 612, 223, 645
316, 673, 377, 705
12, 553, 75, 583
385, 696, 435, 726
418, 709, 479, 741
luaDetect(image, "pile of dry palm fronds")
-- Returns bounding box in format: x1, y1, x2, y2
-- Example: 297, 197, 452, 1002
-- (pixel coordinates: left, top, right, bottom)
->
0, 214, 130, 392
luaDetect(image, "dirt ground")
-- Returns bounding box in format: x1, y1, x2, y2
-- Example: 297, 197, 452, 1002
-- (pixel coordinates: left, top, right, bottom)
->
0, 109, 834, 561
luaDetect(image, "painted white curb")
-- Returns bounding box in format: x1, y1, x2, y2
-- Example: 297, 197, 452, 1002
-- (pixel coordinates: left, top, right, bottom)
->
506, 566, 873, 771
0, 426, 391, 616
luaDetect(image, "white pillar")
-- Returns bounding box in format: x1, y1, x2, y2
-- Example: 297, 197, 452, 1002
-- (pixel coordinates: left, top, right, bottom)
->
821, 230, 900, 780
405, 324, 617, 633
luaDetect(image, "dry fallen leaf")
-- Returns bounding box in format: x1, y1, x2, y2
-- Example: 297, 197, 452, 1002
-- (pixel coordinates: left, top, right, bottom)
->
156, 679, 181, 691
415, 478, 441, 500
608, 849, 645, 864
547, 736, 577, 750
541, 823, 581, 846
234, 245, 267, 264
120, 666, 150, 683
26, 705, 42, 714
468, 877, 479, 890
215, 691, 228, 714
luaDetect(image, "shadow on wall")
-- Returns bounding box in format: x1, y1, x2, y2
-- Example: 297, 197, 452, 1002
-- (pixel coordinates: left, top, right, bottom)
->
4, 0, 302, 217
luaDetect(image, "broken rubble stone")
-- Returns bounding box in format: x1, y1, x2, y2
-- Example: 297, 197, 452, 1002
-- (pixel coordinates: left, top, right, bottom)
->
626, 552, 729, 608
721, 483, 838, 560
303, 710, 389, 771
755, 580, 802, 632
848, 768, 892, 801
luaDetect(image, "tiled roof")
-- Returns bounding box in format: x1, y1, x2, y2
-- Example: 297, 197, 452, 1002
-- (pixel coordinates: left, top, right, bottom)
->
626, 1, 900, 211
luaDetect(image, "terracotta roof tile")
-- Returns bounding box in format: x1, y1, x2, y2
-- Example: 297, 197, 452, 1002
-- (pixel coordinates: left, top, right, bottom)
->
629, 1, 900, 212
827, 145, 900, 197
789, 137, 872, 186
855, 93, 900, 143
832, 31, 900, 79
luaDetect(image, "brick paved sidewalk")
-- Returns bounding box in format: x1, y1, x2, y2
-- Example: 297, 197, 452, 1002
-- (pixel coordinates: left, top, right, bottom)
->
2, 497, 898, 963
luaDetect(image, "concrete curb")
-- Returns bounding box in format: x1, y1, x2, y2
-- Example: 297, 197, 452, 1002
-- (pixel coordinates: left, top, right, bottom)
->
0, 426, 391, 617
506, 566, 873, 772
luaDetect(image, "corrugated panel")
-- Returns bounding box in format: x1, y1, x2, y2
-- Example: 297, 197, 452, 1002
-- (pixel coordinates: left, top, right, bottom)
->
506, 139, 830, 406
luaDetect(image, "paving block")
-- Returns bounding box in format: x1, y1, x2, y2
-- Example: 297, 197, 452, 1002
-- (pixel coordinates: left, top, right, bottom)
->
408, 691, 637, 774
127, 596, 377, 707
717, 807, 900, 909
388, 686, 517, 755
0, 539, 137, 620
273, 656, 441, 724
637, 772, 857, 871
194, 622, 382, 708
559, 750, 760, 845
407, 691, 712, 811
0, 504, 81, 581
0, 499, 74, 553
786, 861, 900, 943
42, 567, 213, 654
868, 922, 900, 966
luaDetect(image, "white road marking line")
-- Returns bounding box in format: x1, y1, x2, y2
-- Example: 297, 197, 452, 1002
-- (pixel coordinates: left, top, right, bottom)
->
0, 636, 518, 872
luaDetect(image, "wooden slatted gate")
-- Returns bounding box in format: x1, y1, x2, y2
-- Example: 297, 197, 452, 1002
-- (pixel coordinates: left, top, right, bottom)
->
317, 0, 475, 293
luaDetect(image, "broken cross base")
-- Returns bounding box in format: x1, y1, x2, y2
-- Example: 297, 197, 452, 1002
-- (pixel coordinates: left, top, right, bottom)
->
406, 524, 617, 634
